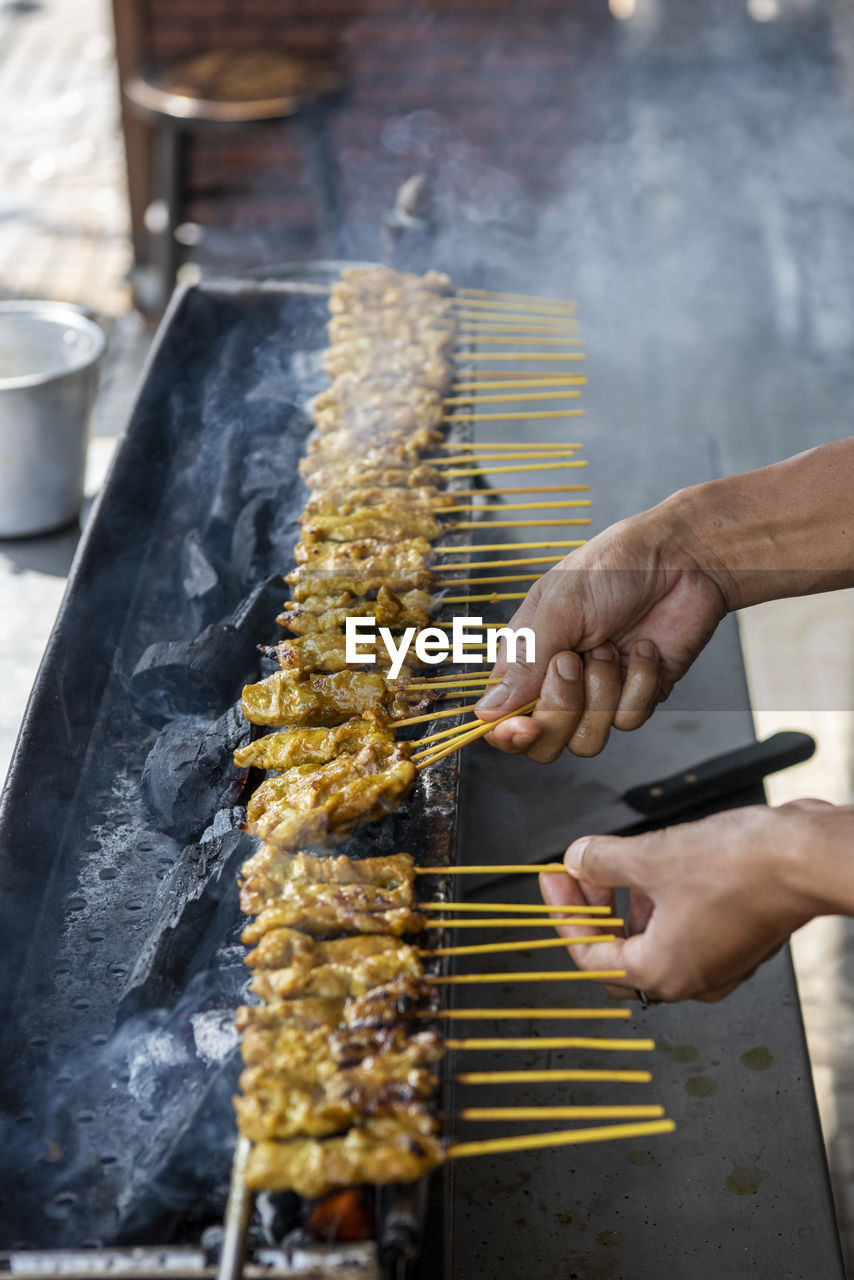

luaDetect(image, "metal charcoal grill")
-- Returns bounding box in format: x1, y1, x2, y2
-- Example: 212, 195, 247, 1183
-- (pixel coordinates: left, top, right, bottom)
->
0, 272, 469, 1271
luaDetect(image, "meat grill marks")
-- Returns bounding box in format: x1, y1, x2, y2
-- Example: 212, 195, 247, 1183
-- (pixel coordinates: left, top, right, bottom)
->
234, 267, 459, 1196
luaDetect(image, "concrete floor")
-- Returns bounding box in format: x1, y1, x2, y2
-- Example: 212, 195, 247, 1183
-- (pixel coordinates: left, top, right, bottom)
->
3, 0, 854, 1268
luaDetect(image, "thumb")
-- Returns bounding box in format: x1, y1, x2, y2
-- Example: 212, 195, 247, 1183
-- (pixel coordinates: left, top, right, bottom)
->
475, 574, 578, 719
564, 833, 647, 891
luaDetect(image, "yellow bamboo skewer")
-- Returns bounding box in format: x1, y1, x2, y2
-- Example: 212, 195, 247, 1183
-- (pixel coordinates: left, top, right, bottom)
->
422, 1007, 630, 1019
458, 1069, 652, 1085
455, 287, 575, 303
452, 297, 575, 314
444, 411, 584, 423
459, 1106, 664, 1121
460, 323, 580, 336
433, 450, 577, 465
445, 392, 582, 404
412, 720, 489, 748
447, 1120, 676, 1161
462, 336, 584, 347
431, 971, 627, 985
441, 590, 526, 604
446, 463, 588, 477
450, 519, 590, 529
451, 302, 576, 319
451, 377, 586, 390
414, 864, 565, 875
433, 540, 585, 552
423, 918, 623, 930
402, 673, 494, 687
436, 575, 541, 591
435, 573, 541, 587
439, 441, 583, 450
445, 1036, 651, 1051
423, 935, 617, 958
439, 556, 562, 570
415, 698, 538, 770
417, 902, 609, 914
451, 485, 589, 496
395, 702, 481, 728
442, 501, 589, 513
462, 353, 586, 362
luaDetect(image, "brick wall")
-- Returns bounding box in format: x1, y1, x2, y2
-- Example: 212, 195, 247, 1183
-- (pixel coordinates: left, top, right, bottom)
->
126, 0, 615, 271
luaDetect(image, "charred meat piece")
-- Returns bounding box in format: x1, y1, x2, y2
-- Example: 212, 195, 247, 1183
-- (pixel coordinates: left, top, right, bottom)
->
235, 718, 396, 771
301, 487, 454, 523
244, 1116, 444, 1196
241, 896, 425, 938
244, 744, 416, 850
238, 849, 417, 917
293, 534, 434, 576
277, 586, 433, 637
248, 932, 423, 1001
300, 509, 444, 545
240, 668, 414, 728
262, 634, 424, 678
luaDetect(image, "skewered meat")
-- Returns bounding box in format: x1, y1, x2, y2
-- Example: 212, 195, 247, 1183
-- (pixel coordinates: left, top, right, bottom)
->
244, 744, 416, 850
235, 1026, 441, 1140
300, 461, 442, 492
249, 932, 422, 1001
238, 850, 417, 916
285, 568, 436, 603
242, 895, 424, 938
235, 976, 432, 1050
301, 509, 444, 544
241, 669, 414, 727
293, 535, 434, 574
245, 1116, 444, 1196
235, 718, 395, 771
262, 634, 424, 677
301, 486, 455, 522
277, 586, 433, 637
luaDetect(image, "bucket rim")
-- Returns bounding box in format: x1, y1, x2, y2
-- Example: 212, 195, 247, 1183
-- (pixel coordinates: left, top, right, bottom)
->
0, 301, 107, 390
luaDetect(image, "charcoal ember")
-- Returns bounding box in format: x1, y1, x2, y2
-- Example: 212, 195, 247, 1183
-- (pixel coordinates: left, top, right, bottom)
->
141, 704, 250, 840
230, 493, 274, 585
181, 529, 231, 627
203, 425, 247, 559
117, 811, 251, 1021
129, 575, 283, 726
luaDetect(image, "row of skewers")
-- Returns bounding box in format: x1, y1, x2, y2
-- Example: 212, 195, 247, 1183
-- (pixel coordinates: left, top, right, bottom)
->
226, 268, 673, 1225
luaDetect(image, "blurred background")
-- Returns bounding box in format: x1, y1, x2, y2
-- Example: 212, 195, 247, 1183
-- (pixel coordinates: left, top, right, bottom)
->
3, 0, 854, 1264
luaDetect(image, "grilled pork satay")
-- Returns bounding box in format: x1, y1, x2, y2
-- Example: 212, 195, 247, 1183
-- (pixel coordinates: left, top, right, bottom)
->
244, 745, 416, 850
239, 849, 416, 906
300, 509, 444, 545
330, 265, 451, 308
241, 668, 417, 728
239, 849, 419, 921
235, 1027, 442, 1140
285, 568, 436, 603
293, 535, 434, 575
235, 976, 432, 1050
245, 1116, 444, 1197
241, 897, 424, 939
313, 375, 445, 436
303, 428, 436, 471
323, 343, 452, 392
248, 932, 423, 1001
276, 593, 432, 638
262, 635, 425, 678
300, 460, 442, 492
235, 718, 395, 771
300, 486, 456, 522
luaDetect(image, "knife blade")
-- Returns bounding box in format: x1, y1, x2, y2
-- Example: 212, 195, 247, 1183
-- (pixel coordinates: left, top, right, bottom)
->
459, 731, 815, 877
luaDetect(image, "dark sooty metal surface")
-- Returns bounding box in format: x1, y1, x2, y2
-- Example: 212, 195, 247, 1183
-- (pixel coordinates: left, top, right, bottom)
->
0, 280, 464, 1249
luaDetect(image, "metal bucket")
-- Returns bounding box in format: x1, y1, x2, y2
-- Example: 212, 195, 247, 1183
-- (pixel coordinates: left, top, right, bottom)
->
0, 301, 106, 537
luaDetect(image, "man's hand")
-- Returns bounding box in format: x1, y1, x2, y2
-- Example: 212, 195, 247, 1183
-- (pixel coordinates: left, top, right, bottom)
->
474, 497, 729, 761
539, 800, 851, 1003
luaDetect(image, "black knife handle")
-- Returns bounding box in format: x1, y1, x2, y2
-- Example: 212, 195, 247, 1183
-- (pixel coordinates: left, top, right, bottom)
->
622, 731, 816, 821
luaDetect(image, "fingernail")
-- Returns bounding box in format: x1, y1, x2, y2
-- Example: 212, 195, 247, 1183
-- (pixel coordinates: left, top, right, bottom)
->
475, 681, 511, 712
591, 645, 614, 661
510, 731, 534, 750
556, 653, 580, 681
565, 837, 590, 875
636, 639, 656, 659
